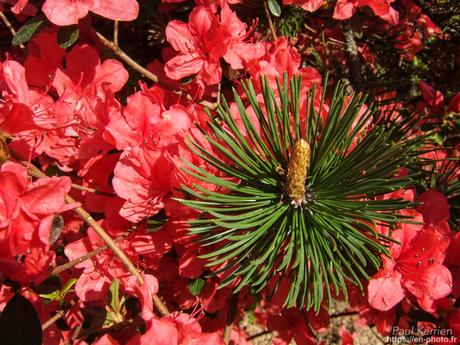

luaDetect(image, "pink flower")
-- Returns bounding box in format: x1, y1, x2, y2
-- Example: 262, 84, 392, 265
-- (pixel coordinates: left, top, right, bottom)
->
42, 0, 139, 26
126, 313, 224, 345
165, 6, 231, 85
112, 146, 176, 223
283, 0, 324, 12
333, 0, 399, 25
0, 162, 75, 283
416, 190, 450, 227
245, 37, 321, 92
105, 88, 192, 151
368, 224, 452, 312
165, 5, 263, 85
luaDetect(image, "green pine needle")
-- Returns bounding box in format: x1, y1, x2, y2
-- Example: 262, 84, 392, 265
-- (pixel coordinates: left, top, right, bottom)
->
177, 75, 427, 312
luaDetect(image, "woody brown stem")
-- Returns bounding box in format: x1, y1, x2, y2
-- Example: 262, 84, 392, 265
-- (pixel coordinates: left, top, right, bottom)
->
52, 233, 128, 275
42, 310, 65, 330
90, 26, 160, 83
329, 310, 360, 318
153, 294, 170, 316
66, 194, 144, 284
246, 330, 273, 341
88, 26, 218, 110
223, 293, 239, 344
0, 11, 25, 49
70, 182, 115, 195
113, 20, 119, 47
263, 1, 277, 40
342, 21, 364, 92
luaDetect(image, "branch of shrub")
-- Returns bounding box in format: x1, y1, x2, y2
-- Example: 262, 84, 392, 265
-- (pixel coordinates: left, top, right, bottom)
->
0, 11, 25, 49
12, 158, 144, 285
87, 25, 218, 110
263, 1, 277, 39
52, 233, 128, 275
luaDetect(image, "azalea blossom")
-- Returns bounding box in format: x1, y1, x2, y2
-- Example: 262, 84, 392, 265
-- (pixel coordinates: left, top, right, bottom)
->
42, 0, 139, 26
0, 0, 457, 343
368, 224, 452, 312
0, 162, 76, 283
333, 0, 399, 25
165, 4, 263, 86
282, 0, 324, 12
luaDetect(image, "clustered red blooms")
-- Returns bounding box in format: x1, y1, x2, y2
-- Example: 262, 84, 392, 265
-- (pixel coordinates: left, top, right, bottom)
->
0, 0, 459, 344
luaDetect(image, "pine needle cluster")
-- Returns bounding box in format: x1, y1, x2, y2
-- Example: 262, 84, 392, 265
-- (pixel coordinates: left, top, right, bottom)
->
179, 75, 428, 311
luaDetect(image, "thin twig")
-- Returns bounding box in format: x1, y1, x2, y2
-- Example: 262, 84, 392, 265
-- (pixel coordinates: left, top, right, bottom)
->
342, 21, 364, 91
153, 294, 170, 316
71, 182, 115, 195
216, 82, 222, 105
90, 26, 159, 83
224, 292, 239, 344
16, 160, 143, 285
246, 330, 273, 341
42, 310, 65, 330
302, 310, 319, 342
263, 1, 277, 39
0, 11, 25, 49
66, 194, 144, 284
51, 233, 128, 275
71, 323, 83, 341
113, 20, 119, 47
329, 310, 360, 318
88, 26, 218, 110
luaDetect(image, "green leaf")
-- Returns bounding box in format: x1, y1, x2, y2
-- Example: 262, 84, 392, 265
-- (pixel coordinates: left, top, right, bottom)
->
12, 15, 48, 46
109, 279, 120, 311
39, 291, 60, 301
57, 25, 79, 49
61, 278, 78, 295
267, 0, 281, 17
39, 278, 76, 304
0, 294, 43, 345
188, 278, 205, 296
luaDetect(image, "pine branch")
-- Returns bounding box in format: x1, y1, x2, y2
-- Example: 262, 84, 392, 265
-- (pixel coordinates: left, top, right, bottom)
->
178, 75, 427, 310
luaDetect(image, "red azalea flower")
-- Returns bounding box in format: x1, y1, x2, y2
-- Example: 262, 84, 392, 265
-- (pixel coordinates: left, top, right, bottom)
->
126, 313, 223, 345
265, 308, 317, 345
165, 6, 232, 85
165, 4, 263, 86
444, 232, 460, 298
42, 0, 139, 26
416, 190, 450, 227
0, 162, 76, 283
368, 224, 452, 312
282, 0, 324, 12
112, 146, 175, 223
333, 0, 399, 25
